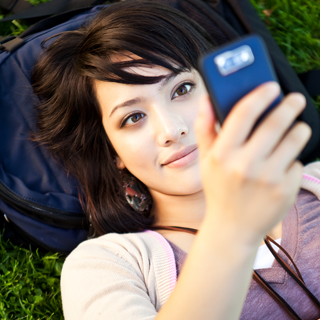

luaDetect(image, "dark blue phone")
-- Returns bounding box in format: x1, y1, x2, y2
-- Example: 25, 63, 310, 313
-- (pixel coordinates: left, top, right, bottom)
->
198, 34, 283, 125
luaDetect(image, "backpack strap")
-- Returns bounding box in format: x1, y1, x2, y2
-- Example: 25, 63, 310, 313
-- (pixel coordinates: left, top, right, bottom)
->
0, 0, 105, 22
0, 0, 32, 14
20, 6, 99, 38
0, 35, 24, 52
161, 0, 239, 45
298, 70, 320, 98
0, 6, 102, 53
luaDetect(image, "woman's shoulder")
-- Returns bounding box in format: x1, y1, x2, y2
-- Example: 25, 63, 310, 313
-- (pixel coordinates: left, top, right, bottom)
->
288, 161, 320, 226
302, 161, 320, 199
61, 230, 177, 319
61, 230, 177, 293
282, 161, 320, 260
61, 230, 166, 290
63, 229, 174, 272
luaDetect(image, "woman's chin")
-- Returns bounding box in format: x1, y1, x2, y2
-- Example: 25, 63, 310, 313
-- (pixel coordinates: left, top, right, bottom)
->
151, 176, 203, 197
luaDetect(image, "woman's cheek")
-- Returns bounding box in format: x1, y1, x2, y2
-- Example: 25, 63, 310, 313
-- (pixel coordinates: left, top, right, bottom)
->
115, 128, 155, 172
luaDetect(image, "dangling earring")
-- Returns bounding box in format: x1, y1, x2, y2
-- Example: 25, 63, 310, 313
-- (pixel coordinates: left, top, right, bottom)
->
121, 170, 151, 213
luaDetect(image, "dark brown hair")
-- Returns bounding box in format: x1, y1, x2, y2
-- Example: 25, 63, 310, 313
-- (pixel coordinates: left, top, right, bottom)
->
31, 0, 215, 236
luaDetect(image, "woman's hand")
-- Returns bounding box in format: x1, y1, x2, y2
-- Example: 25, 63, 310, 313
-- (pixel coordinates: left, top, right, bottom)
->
195, 82, 311, 246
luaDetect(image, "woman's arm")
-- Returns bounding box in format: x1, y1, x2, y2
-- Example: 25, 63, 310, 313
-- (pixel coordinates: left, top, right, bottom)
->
156, 218, 259, 320
155, 82, 311, 320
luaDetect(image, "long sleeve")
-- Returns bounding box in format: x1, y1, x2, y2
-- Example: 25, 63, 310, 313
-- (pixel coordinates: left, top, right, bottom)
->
60, 231, 176, 320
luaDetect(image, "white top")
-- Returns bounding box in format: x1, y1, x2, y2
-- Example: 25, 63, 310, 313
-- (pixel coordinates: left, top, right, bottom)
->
253, 238, 281, 270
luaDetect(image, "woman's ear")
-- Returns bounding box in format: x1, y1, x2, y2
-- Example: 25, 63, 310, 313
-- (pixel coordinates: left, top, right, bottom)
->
115, 156, 125, 170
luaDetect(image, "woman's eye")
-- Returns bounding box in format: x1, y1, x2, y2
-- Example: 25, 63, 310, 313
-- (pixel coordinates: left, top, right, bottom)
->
172, 82, 195, 99
122, 113, 145, 127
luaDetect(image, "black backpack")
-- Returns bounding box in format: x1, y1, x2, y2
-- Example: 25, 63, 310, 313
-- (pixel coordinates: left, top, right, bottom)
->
0, 0, 319, 255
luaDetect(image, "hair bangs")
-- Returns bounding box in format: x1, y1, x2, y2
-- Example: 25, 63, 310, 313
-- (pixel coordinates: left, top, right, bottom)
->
80, 52, 190, 85
75, 0, 215, 85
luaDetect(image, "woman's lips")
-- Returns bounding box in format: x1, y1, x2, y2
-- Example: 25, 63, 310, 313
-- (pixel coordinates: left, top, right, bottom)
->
163, 147, 199, 168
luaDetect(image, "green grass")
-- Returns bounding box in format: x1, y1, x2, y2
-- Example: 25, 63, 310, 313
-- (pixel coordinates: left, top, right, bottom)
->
0, 234, 64, 319
250, 0, 320, 73
250, 0, 320, 111
0, 0, 51, 36
0, 0, 320, 318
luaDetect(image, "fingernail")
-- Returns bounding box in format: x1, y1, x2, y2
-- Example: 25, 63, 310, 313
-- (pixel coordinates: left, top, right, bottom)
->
266, 82, 280, 95
291, 92, 306, 106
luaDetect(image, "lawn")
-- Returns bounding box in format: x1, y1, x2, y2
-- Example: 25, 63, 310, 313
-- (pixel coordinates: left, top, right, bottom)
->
0, 0, 320, 319
0, 236, 64, 319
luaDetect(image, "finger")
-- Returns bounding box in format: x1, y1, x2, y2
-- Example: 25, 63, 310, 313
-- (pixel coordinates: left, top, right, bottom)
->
272, 160, 303, 221
215, 82, 281, 151
285, 160, 303, 187
244, 92, 306, 160
283, 160, 303, 203
267, 122, 311, 175
195, 95, 217, 158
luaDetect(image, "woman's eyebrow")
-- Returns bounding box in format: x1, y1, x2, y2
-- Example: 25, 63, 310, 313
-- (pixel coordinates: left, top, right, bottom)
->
109, 97, 146, 118
157, 71, 178, 91
109, 72, 178, 118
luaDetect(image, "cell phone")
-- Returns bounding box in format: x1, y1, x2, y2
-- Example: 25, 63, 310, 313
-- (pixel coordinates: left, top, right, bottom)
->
198, 34, 283, 125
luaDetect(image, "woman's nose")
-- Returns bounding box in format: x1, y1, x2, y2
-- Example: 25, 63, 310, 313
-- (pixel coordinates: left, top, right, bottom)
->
155, 112, 189, 147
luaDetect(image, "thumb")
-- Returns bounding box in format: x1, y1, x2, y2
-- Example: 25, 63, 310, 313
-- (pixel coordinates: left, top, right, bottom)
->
194, 95, 218, 158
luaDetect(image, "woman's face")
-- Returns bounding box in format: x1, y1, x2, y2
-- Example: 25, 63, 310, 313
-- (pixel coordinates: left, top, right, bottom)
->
95, 61, 208, 196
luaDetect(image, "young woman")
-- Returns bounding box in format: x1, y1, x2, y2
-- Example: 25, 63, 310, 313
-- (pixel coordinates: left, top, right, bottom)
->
31, 1, 320, 319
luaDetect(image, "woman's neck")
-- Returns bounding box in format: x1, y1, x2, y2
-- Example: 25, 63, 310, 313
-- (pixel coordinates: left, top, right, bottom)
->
149, 189, 283, 250
150, 189, 206, 230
